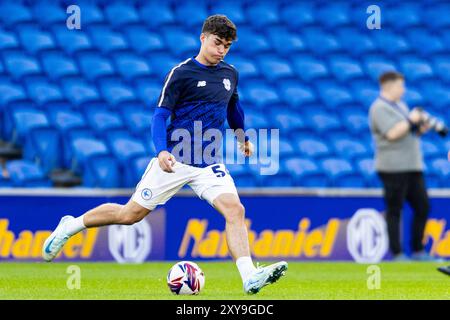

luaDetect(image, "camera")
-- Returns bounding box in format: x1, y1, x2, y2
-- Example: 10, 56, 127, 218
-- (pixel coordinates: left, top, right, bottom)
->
416, 107, 449, 137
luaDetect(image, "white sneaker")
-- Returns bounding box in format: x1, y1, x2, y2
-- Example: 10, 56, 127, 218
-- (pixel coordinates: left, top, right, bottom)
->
42, 215, 73, 262
243, 261, 288, 294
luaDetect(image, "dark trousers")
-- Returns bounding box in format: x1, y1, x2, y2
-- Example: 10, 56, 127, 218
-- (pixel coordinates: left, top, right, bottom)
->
378, 171, 430, 255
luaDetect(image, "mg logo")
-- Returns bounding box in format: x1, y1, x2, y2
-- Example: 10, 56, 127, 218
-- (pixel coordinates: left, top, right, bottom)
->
347, 208, 388, 263
108, 219, 152, 263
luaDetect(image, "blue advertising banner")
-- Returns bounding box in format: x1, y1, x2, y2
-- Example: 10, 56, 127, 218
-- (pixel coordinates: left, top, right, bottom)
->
0, 191, 448, 263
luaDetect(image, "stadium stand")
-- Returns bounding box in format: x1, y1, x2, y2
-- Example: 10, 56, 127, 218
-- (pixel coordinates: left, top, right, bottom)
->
0, 0, 448, 188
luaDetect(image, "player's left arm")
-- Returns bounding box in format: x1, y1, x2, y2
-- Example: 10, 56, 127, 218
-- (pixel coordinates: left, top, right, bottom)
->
227, 70, 254, 157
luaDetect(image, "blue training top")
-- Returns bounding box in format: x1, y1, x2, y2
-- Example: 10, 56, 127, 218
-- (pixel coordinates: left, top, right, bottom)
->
152, 56, 245, 168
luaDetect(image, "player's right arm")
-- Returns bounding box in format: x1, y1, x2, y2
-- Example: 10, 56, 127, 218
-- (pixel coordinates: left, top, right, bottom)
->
152, 63, 185, 172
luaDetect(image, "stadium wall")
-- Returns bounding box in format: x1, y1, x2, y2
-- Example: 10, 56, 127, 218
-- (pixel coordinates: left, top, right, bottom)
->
0, 189, 448, 263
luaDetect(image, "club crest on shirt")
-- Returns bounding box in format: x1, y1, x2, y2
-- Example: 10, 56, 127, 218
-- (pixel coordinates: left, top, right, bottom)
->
223, 78, 231, 91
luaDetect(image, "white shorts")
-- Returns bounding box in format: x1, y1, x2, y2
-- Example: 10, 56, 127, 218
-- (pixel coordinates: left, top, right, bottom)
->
132, 158, 239, 210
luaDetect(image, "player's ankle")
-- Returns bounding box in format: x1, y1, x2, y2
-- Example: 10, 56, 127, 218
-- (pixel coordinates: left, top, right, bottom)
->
236, 256, 256, 282
64, 215, 86, 236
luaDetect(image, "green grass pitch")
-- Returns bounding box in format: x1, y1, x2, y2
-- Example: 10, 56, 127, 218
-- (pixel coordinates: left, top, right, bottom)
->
0, 262, 448, 300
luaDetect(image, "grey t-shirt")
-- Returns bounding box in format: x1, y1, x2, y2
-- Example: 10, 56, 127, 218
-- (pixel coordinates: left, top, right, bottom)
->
369, 97, 424, 172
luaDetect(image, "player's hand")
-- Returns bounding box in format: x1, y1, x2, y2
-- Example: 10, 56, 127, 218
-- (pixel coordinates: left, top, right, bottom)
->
409, 108, 422, 124
157, 151, 176, 173
238, 140, 254, 157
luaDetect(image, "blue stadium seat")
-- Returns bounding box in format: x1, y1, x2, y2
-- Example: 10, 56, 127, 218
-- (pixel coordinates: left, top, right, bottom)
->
11, 108, 49, 144
336, 28, 376, 56
224, 56, 259, 80
175, 2, 208, 27
278, 138, 296, 158
241, 82, 280, 108
321, 158, 365, 188
316, 82, 354, 109
430, 158, 450, 187
403, 87, 426, 107
41, 52, 79, 80
420, 82, 450, 109
83, 156, 121, 188
277, 80, 316, 108
373, 31, 411, 55
227, 164, 257, 187
244, 110, 270, 129
113, 53, 152, 81
305, 110, 341, 134
233, 27, 271, 54
266, 27, 306, 55
76, 2, 105, 25
86, 108, 125, 134
433, 57, 450, 83
246, 3, 280, 28
134, 79, 161, 106
48, 109, 88, 137
0, 79, 27, 107
284, 158, 328, 187
61, 78, 101, 106
357, 158, 380, 187
6, 160, 51, 187
89, 27, 129, 54
328, 56, 364, 82
363, 56, 398, 82
104, 3, 140, 28
3, 51, 42, 80
25, 78, 64, 106
120, 107, 152, 135
23, 127, 62, 174
316, 3, 351, 28
124, 27, 165, 54
0, 29, 19, 51
78, 53, 116, 81
99, 79, 137, 107
52, 26, 93, 54
302, 27, 341, 55
399, 56, 434, 82
106, 133, 147, 171
332, 137, 369, 160
163, 28, 198, 56
424, 4, 450, 30
384, 3, 421, 29
421, 139, 443, 159
292, 55, 329, 81
0, 3, 33, 27
18, 29, 55, 54
70, 137, 110, 173
272, 110, 306, 133
31, 2, 66, 26
140, 2, 175, 28
350, 81, 379, 107
341, 110, 369, 134
146, 54, 180, 81
405, 29, 445, 56
280, 3, 315, 29
257, 56, 294, 81
210, 3, 246, 25
297, 137, 331, 159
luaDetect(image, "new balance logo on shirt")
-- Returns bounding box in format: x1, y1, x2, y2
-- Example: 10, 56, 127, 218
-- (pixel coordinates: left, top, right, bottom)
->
197, 81, 206, 87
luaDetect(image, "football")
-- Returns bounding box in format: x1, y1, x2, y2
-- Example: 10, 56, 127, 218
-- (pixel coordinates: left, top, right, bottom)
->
167, 261, 205, 295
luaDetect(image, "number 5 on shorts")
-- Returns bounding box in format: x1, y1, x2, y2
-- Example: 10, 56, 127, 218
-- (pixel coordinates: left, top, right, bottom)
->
211, 165, 226, 177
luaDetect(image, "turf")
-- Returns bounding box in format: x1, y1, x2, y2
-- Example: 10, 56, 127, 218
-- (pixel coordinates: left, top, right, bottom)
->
0, 262, 448, 300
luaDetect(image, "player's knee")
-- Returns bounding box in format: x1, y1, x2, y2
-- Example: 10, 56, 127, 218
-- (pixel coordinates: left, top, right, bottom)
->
119, 206, 150, 225
223, 202, 245, 223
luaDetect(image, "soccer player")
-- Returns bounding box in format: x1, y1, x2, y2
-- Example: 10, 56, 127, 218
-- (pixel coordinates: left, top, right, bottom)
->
42, 15, 287, 294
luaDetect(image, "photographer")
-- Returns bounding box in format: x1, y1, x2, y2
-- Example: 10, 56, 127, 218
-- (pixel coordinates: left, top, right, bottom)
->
369, 71, 439, 261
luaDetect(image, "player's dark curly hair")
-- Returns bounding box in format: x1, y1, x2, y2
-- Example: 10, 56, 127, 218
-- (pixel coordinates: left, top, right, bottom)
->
202, 15, 237, 41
